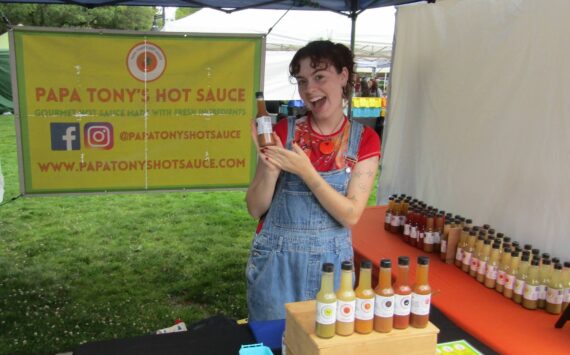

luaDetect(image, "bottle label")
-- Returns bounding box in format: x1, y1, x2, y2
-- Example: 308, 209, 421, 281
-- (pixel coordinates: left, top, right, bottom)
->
433, 232, 441, 244
394, 294, 411, 316
385, 212, 392, 224
514, 279, 525, 295
538, 285, 547, 300
404, 223, 411, 236
565, 288, 570, 303
390, 215, 400, 227
411, 293, 431, 316
497, 270, 507, 285
374, 294, 394, 317
399, 215, 406, 226
470, 257, 479, 272
336, 299, 356, 322
523, 284, 539, 301
440, 240, 447, 253
316, 301, 337, 325
546, 288, 563, 305
477, 260, 487, 275
256, 116, 273, 134
419, 231, 425, 241
505, 274, 516, 290
462, 252, 472, 266
410, 226, 418, 240
485, 265, 498, 280
455, 248, 463, 262
355, 297, 374, 320
424, 232, 433, 244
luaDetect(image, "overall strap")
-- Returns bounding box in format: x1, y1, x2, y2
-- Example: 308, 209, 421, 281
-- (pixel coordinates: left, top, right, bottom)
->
345, 120, 364, 167
286, 116, 297, 149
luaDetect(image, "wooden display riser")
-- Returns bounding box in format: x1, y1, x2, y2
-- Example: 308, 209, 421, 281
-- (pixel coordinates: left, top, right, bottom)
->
285, 300, 439, 355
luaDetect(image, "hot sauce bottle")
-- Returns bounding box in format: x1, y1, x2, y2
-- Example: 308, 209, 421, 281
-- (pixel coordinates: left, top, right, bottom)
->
563, 262, 570, 311
389, 200, 402, 234
434, 212, 444, 253
374, 259, 394, 333
315, 263, 337, 338
255, 92, 276, 147
461, 230, 477, 272
385, 197, 395, 231
393, 256, 412, 329
538, 259, 552, 309
522, 259, 541, 310
503, 250, 521, 299
470, 234, 485, 277
336, 261, 356, 336
546, 263, 564, 315
495, 247, 512, 293
355, 260, 374, 334
440, 220, 451, 262
455, 227, 470, 267
410, 256, 431, 328
484, 242, 501, 289
513, 254, 531, 304
476, 239, 492, 283
423, 214, 435, 253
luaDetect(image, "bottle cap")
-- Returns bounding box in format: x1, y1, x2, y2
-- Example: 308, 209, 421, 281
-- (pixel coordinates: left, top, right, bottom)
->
483, 239, 492, 245
361, 260, 372, 269
322, 263, 334, 272
469, 230, 477, 236
398, 256, 410, 266
531, 248, 540, 255
554, 264, 563, 270
466, 219, 473, 224
512, 241, 520, 247
531, 259, 539, 266
497, 232, 504, 238
564, 261, 570, 268
418, 256, 430, 265
492, 242, 501, 249
255, 91, 264, 99
542, 258, 551, 265
541, 253, 550, 259
521, 254, 530, 262
341, 261, 353, 270
472, 226, 480, 231
511, 250, 519, 257
483, 224, 490, 230
463, 227, 470, 232
524, 244, 532, 250
552, 257, 560, 264
380, 259, 391, 268
503, 247, 512, 253
477, 235, 485, 241
503, 237, 511, 243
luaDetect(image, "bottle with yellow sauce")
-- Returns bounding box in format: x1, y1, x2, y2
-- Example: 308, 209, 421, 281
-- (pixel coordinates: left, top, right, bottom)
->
476, 239, 492, 283
495, 247, 512, 293
374, 259, 394, 333
470, 234, 485, 277
484, 242, 501, 288
537, 259, 552, 309
355, 260, 374, 334
315, 263, 337, 338
513, 254, 531, 304
522, 259, 541, 310
562, 262, 570, 311
461, 230, 477, 272
546, 263, 564, 315
455, 227, 470, 267
336, 261, 356, 336
503, 250, 520, 299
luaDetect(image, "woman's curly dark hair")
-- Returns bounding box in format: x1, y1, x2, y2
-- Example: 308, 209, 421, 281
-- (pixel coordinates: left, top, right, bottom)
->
289, 40, 355, 99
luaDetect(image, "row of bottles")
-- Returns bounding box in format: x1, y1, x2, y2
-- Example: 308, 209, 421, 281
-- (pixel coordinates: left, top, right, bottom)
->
315, 256, 432, 339
385, 193, 570, 315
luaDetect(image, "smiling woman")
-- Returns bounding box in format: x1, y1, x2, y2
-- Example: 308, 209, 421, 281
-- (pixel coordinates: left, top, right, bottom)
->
245, 40, 381, 321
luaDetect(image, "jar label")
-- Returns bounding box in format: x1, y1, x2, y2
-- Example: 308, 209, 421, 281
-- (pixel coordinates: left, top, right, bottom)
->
514, 279, 525, 295
538, 285, 547, 300
390, 215, 400, 227
546, 288, 563, 305
411, 293, 431, 316
424, 232, 433, 244
410, 226, 418, 240
394, 294, 411, 316
355, 297, 374, 320
404, 223, 411, 236
374, 294, 394, 317
316, 301, 337, 325
433, 232, 441, 244
399, 215, 406, 225
485, 265, 498, 280
505, 274, 516, 289
462, 252, 472, 266
497, 270, 507, 285
523, 284, 539, 301
470, 258, 479, 272
477, 260, 487, 275
336, 300, 355, 322
440, 240, 447, 253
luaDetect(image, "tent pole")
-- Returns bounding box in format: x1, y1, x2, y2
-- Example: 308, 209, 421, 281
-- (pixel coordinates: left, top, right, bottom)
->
348, 0, 358, 118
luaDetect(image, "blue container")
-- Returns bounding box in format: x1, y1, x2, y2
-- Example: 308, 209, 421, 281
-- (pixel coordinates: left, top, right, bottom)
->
239, 343, 273, 355
288, 100, 304, 108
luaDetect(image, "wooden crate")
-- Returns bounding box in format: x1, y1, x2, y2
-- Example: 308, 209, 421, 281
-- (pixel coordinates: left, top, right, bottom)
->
285, 300, 439, 355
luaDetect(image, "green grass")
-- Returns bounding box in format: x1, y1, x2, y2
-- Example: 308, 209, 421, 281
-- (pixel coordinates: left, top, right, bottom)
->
0, 114, 378, 354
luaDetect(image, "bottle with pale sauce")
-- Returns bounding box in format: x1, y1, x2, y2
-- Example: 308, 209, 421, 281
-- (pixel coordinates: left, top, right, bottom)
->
374, 259, 394, 333
495, 247, 512, 293
503, 250, 520, 299
336, 261, 356, 336
355, 260, 374, 334
546, 263, 564, 315
393, 256, 412, 329
522, 259, 541, 310
484, 242, 501, 288
255, 92, 275, 147
455, 227, 470, 267
461, 230, 477, 272
563, 262, 570, 311
513, 254, 531, 304
470, 234, 485, 277
476, 239, 492, 283
410, 256, 431, 328
315, 263, 337, 338
537, 259, 552, 309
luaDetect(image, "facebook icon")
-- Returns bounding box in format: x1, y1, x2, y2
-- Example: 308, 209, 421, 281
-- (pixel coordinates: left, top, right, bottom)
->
50, 123, 80, 151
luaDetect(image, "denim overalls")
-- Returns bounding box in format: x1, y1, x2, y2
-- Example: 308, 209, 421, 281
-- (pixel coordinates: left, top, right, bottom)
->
246, 116, 364, 321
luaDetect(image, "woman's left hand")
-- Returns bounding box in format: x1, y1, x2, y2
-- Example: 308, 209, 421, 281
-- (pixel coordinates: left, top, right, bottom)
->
262, 143, 312, 177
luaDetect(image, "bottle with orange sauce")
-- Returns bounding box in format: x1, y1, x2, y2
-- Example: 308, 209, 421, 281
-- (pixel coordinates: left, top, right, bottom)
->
373, 259, 394, 333
336, 261, 356, 336
355, 260, 374, 334
255, 92, 276, 147
423, 214, 435, 253
393, 256, 412, 329
410, 256, 431, 328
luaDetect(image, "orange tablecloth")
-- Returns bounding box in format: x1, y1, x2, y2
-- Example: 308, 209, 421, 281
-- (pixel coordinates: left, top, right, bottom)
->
352, 206, 570, 355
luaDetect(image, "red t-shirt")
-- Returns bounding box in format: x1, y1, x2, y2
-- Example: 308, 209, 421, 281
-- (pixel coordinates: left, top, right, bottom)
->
255, 114, 381, 233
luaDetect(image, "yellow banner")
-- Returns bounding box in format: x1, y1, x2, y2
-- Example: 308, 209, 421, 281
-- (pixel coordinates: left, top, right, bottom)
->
13, 28, 262, 194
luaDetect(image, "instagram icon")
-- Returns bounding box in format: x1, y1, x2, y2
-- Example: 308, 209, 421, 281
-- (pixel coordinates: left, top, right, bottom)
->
84, 122, 114, 150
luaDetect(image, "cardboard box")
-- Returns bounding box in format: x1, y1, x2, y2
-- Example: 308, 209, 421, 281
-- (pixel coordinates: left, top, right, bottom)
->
285, 300, 439, 355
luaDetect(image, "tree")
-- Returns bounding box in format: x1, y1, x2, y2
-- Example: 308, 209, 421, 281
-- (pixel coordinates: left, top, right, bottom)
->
174, 7, 198, 20
0, 4, 155, 33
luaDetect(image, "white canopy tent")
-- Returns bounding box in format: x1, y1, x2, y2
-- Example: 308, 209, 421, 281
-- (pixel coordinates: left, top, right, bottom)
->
163, 7, 395, 100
